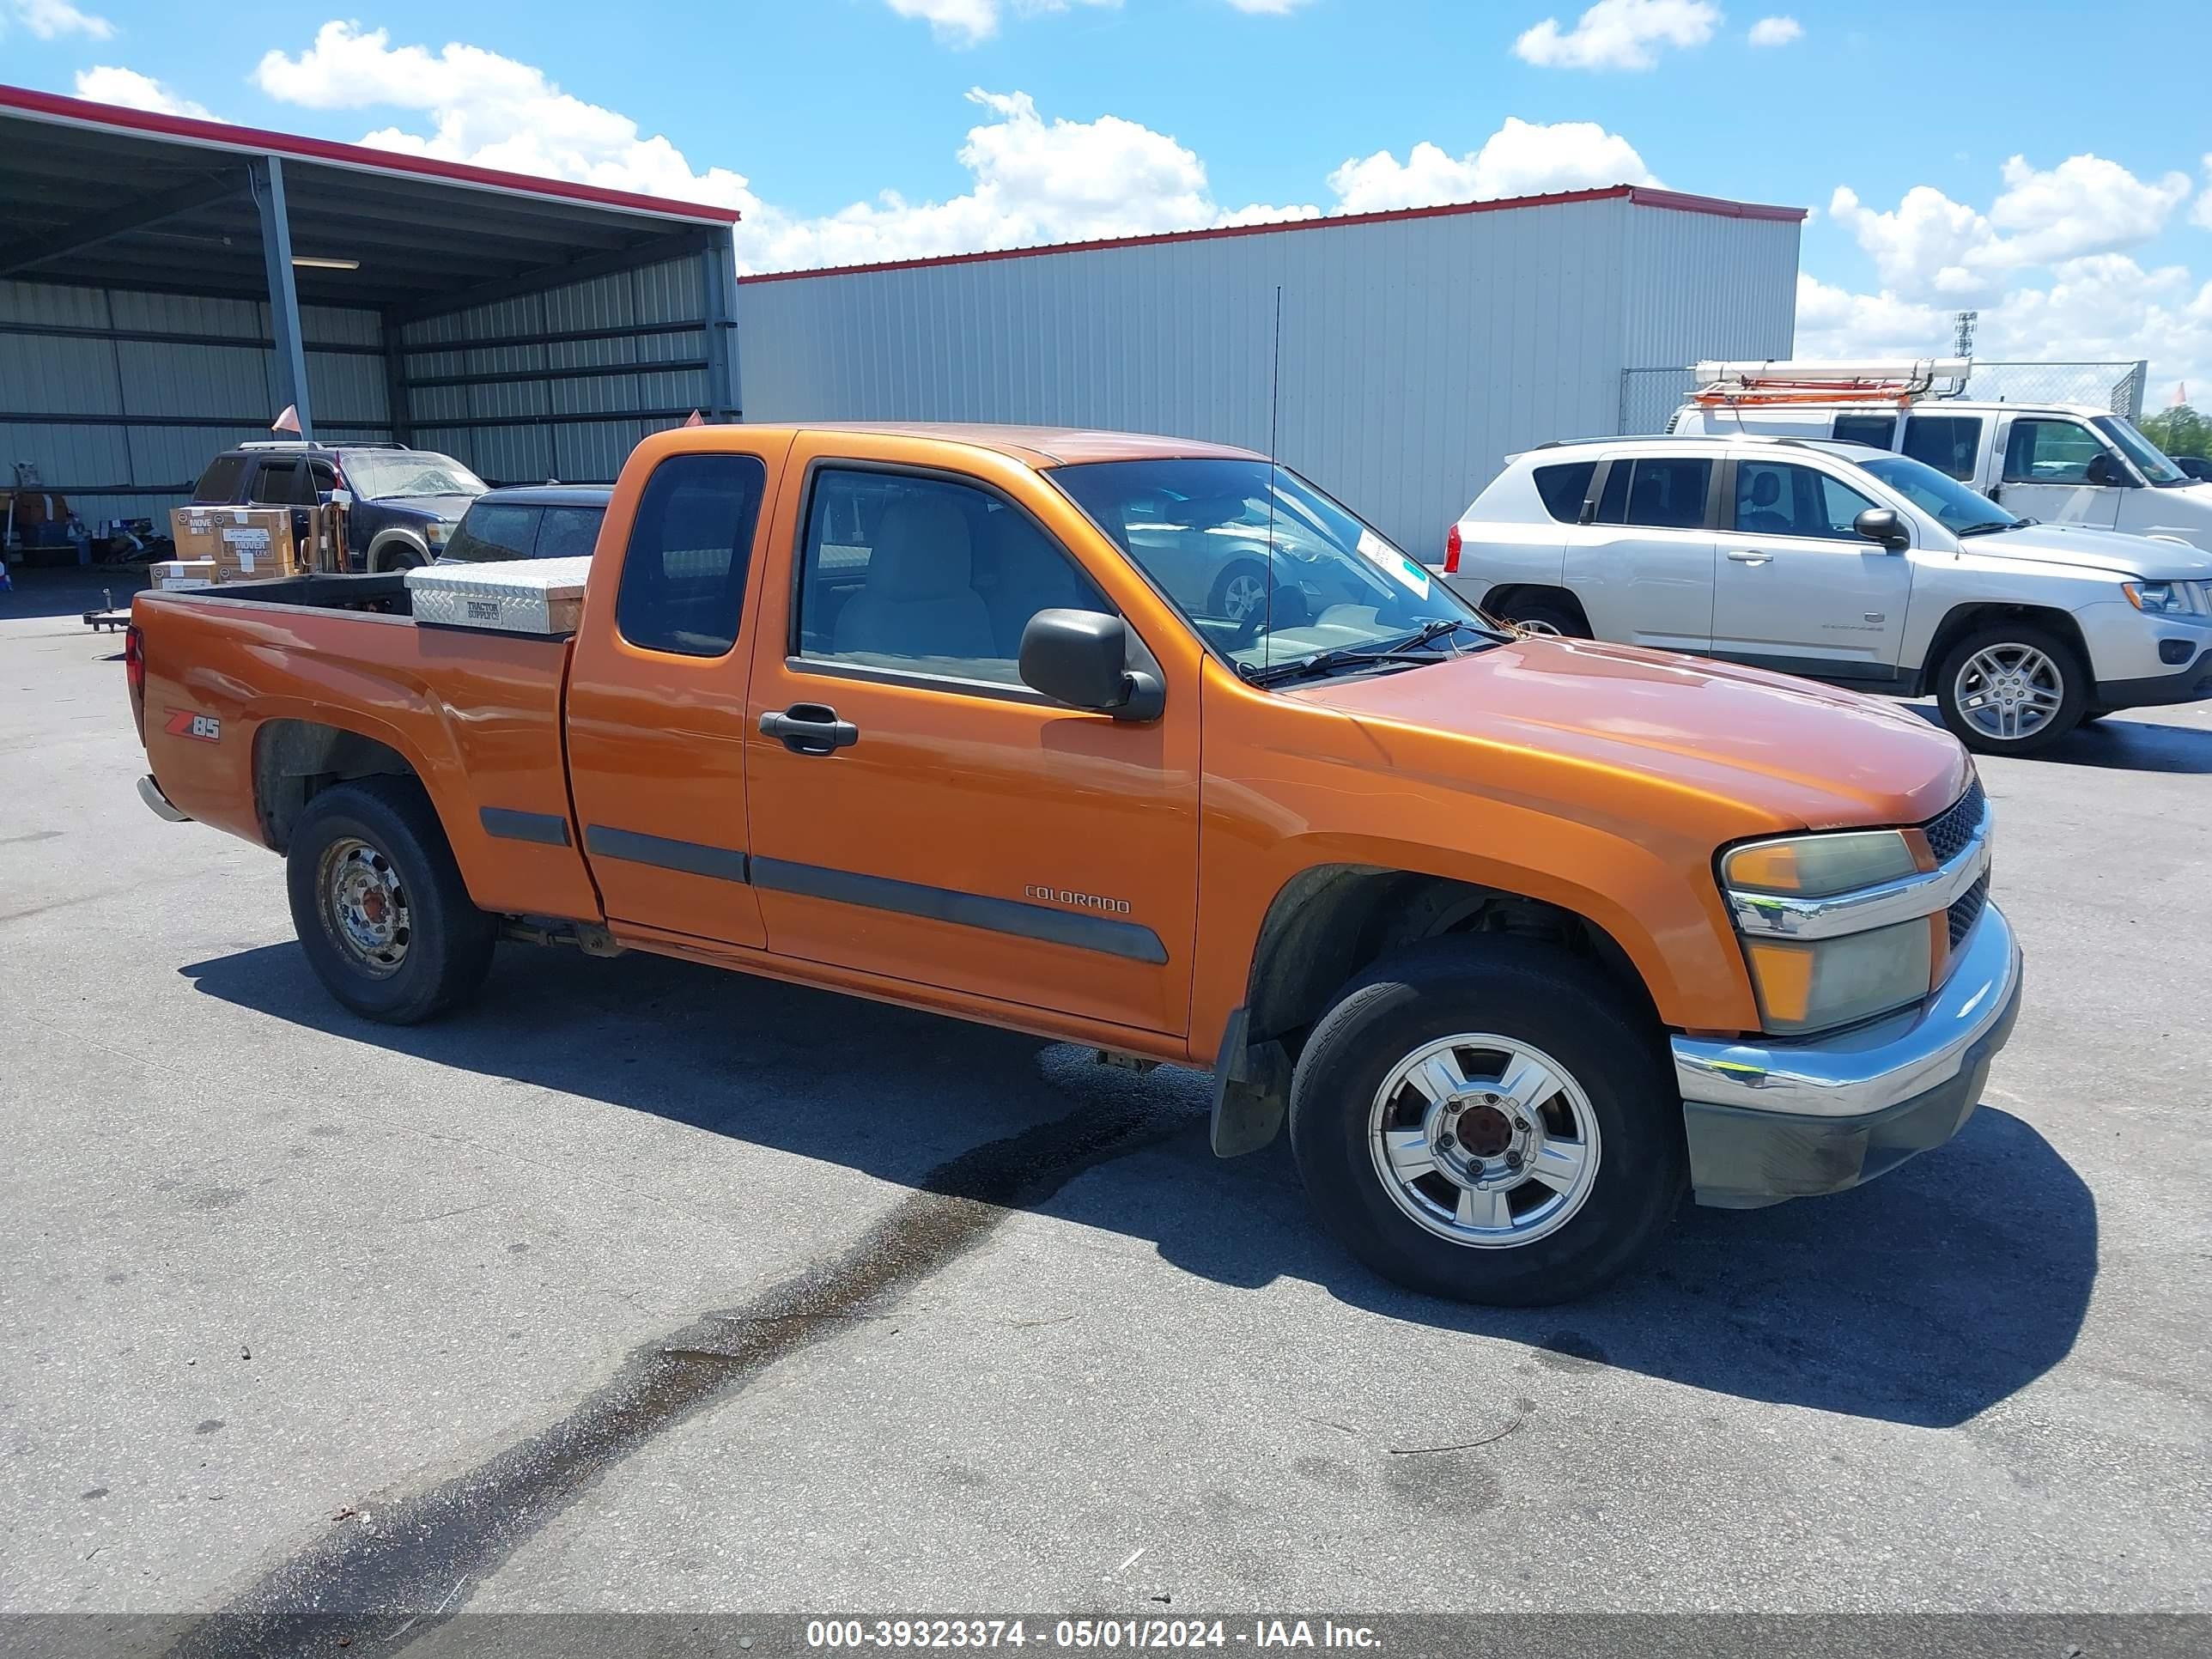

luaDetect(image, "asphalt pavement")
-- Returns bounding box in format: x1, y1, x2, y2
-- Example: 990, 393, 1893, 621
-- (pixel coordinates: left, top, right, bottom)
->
3, 569, 2207, 1641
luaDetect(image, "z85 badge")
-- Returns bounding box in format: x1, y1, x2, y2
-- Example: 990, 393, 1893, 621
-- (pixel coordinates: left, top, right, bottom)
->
164, 710, 222, 743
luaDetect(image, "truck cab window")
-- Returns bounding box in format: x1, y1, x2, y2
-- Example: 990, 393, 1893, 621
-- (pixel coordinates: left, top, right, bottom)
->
797, 470, 1109, 686
2002, 419, 2105, 485
613, 453, 767, 657
1902, 416, 1982, 481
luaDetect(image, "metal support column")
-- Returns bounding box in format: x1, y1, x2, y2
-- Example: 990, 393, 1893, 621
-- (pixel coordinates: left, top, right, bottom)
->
380, 311, 411, 445
701, 232, 742, 423
249, 155, 313, 440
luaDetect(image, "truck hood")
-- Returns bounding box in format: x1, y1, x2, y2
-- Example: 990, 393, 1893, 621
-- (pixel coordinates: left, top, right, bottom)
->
1966, 521, 2212, 577
1289, 636, 1971, 831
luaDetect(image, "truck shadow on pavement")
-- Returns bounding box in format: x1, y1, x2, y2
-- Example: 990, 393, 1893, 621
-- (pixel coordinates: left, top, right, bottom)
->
183, 939, 2094, 1434
1905, 704, 2212, 774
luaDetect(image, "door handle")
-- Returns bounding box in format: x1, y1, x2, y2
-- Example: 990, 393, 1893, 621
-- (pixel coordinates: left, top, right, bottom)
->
1725, 550, 1772, 565
759, 703, 859, 756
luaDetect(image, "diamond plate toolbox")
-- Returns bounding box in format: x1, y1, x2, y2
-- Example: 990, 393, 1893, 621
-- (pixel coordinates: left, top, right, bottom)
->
405, 556, 592, 636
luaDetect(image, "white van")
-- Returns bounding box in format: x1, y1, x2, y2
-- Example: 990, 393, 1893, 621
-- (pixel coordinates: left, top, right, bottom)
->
1671, 360, 2212, 551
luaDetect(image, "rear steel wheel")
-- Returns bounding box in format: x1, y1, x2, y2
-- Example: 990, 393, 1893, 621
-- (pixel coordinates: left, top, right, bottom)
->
318, 836, 411, 977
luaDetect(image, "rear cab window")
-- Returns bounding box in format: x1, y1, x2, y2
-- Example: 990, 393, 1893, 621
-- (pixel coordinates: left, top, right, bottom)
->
537, 506, 604, 560
614, 454, 769, 658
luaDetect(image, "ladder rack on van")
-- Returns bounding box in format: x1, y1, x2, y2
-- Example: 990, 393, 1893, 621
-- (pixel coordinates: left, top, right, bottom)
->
1688, 357, 1972, 408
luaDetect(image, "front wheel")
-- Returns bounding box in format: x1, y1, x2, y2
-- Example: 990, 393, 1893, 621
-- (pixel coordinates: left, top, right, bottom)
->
1934, 623, 2087, 757
1287, 938, 1685, 1306
286, 777, 496, 1024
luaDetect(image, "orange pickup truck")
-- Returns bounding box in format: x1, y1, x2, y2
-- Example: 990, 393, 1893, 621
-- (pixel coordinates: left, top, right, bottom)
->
128, 422, 2021, 1304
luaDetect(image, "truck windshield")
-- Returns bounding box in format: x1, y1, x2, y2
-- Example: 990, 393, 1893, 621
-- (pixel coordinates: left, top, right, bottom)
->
1049, 458, 1499, 678
340, 451, 488, 501
2093, 416, 2191, 487
1856, 454, 2021, 537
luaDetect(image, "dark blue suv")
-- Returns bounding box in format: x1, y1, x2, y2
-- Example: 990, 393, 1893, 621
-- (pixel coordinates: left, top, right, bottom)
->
188, 442, 489, 572
435, 484, 611, 562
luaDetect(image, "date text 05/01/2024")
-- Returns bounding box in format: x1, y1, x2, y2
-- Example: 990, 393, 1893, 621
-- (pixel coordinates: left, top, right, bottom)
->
804, 1620, 1382, 1650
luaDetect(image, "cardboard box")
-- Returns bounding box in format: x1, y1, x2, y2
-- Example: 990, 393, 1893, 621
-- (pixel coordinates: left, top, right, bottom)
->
149, 558, 216, 591
168, 506, 301, 582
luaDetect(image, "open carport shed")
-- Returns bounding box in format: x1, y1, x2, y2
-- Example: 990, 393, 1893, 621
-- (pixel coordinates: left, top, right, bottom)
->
0, 83, 741, 526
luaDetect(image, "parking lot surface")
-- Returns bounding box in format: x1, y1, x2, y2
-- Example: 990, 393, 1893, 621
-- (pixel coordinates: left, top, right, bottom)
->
3, 572, 2209, 1629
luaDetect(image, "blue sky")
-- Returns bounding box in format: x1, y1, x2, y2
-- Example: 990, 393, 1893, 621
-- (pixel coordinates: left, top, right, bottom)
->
5, 0, 2210, 398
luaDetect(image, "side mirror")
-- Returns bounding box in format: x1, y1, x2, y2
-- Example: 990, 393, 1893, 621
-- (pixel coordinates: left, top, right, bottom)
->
1018, 609, 1164, 720
2085, 453, 2134, 488
1852, 507, 1910, 550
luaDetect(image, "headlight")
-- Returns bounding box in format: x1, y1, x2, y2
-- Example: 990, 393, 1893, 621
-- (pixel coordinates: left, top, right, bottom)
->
2124, 580, 2208, 615
1723, 829, 1936, 1035
1723, 830, 1917, 898
1741, 921, 1932, 1036
425, 522, 453, 546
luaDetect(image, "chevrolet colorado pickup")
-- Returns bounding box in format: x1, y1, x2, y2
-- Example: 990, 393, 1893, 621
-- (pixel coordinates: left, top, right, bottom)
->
128, 422, 2022, 1304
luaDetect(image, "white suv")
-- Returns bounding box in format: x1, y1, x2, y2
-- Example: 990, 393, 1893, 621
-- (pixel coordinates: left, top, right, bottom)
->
1437, 434, 2212, 755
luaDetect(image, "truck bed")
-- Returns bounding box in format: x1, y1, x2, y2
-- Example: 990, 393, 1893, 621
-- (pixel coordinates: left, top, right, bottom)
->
132, 582, 602, 923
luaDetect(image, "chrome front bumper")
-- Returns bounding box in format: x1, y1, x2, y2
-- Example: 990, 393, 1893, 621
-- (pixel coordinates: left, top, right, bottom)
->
1671, 903, 2023, 1207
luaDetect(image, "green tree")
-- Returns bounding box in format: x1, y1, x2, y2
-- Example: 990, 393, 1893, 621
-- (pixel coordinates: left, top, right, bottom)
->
2139, 404, 2212, 462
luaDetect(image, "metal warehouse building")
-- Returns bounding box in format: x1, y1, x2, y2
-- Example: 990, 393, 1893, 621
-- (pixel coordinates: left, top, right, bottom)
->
736, 185, 1805, 556
0, 84, 740, 532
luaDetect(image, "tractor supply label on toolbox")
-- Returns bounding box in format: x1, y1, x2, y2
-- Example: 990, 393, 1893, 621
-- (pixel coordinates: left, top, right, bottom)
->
163, 710, 221, 743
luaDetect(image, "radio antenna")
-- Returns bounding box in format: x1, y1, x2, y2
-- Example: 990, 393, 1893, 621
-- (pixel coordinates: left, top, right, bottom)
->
1262, 283, 1282, 667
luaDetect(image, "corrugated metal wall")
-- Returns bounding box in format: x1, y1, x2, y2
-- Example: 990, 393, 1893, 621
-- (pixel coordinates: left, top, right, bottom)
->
0, 276, 389, 526
2, 248, 718, 533
398, 253, 714, 486
738, 198, 1798, 556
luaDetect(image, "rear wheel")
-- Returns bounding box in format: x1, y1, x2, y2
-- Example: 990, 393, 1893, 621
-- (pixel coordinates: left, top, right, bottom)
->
1492, 592, 1587, 638
286, 778, 496, 1024
1287, 937, 1684, 1305
1935, 623, 2087, 756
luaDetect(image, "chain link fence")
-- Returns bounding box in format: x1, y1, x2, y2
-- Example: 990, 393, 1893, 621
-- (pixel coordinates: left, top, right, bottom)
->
1617, 359, 2150, 435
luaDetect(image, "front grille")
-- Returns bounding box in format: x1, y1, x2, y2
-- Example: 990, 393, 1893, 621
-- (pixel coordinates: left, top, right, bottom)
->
1948, 873, 1990, 948
1922, 777, 1986, 864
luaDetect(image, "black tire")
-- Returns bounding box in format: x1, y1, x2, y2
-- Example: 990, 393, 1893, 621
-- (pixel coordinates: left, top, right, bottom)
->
2077, 708, 2110, 726
1287, 937, 1684, 1306
286, 777, 496, 1024
376, 543, 427, 573
1933, 623, 2087, 757
1492, 592, 1588, 638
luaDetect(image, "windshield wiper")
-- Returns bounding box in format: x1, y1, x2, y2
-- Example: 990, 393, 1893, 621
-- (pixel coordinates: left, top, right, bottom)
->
1959, 519, 2027, 536
1240, 618, 1497, 688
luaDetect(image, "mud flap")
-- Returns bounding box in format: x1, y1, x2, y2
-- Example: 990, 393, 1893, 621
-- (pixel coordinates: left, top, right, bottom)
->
1209, 1006, 1293, 1158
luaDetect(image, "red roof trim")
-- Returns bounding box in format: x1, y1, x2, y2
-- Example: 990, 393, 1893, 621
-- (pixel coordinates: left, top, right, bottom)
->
0, 82, 740, 225
738, 183, 1802, 286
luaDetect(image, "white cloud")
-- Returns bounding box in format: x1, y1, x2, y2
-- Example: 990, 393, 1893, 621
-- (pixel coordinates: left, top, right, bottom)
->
1747, 15, 1802, 46
1514, 0, 1720, 71
882, 0, 1118, 47
1828, 152, 2193, 304
1327, 118, 1657, 213
1224, 0, 1316, 12
71, 64, 213, 119
6, 0, 113, 39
